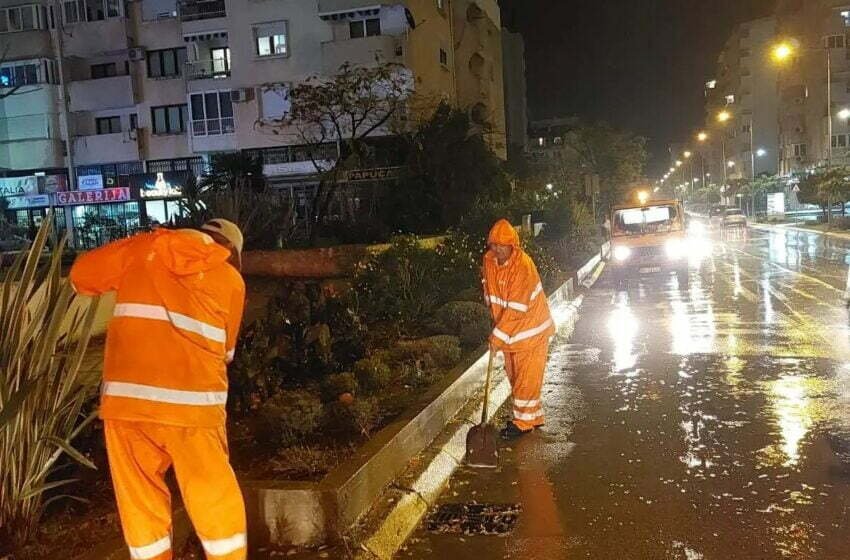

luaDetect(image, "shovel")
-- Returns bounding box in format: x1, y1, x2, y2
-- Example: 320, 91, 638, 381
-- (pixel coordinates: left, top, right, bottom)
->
465, 348, 499, 468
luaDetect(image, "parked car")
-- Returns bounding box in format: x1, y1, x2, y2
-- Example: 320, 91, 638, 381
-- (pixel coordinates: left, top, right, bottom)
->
0, 234, 31, 253
708, 205, 727, 227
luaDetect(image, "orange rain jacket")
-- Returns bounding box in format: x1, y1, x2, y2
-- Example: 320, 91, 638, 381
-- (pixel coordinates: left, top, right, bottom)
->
70, 229, 245, 428
482, 220, 555, 352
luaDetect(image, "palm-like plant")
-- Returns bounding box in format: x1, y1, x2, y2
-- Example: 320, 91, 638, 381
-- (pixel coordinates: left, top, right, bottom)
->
0, 216, 99, 547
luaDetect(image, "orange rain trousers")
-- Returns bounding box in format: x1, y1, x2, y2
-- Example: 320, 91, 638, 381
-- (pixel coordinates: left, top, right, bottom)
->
503, 342, 550, 431
104, 420, 247, 560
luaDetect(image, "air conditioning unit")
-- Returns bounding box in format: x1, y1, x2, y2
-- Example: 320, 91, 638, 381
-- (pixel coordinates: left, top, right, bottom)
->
230, 88, 255, 103
128, 47, 146, 61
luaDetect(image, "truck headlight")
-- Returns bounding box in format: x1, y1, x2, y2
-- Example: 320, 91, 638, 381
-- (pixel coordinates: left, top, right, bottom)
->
613, 246, 632, 262
665, 239, 685, 259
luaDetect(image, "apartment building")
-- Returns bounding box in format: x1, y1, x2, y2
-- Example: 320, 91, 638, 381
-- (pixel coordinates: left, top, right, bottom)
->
501, 27, 527, 160
0, 0, 507, 247
703, 16, 780, 186
773, 0, 850, 176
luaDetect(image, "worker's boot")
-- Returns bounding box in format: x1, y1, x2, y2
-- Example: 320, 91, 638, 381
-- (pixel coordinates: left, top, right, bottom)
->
500, 422, 532, 440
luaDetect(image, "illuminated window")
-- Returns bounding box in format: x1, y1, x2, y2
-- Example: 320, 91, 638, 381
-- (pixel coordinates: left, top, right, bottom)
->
255, 21, 288, 57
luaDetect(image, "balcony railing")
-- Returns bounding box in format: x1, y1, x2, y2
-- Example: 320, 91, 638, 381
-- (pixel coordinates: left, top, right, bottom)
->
192, 116, 234, 136
185, 58, 230, 80
177, 0, 225, 21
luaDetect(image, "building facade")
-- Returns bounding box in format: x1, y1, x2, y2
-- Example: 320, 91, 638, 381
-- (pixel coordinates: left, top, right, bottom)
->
774, 0, 850, 176
702, 16, 780, 188
501, 27, 527, 160
0, 0, 507, 247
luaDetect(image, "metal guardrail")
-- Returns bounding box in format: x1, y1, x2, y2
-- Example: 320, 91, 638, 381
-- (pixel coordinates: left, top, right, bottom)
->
177, 0, 225, 21
185, 58, 230, 80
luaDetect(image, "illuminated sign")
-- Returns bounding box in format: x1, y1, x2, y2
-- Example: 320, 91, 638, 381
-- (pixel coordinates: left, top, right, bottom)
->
0, 176, 38, 198
6, 194, 51, 209
56, 187, 131, 206
767, 192, 785, 216
342, 167, 402, 183
140, 172, 183, 199
77, 174, 104, 191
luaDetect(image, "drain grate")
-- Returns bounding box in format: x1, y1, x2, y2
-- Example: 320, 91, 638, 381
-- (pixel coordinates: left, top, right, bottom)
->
425, 503, 521, 536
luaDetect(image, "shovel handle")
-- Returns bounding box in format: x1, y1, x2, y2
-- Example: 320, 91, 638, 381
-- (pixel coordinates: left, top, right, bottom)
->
481, 348, 495, 425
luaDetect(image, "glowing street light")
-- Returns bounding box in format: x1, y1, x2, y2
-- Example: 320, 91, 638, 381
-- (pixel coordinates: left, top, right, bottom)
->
839, 108, 850, 120
771, 41, 795, 63
637, 190, 649, 204
756, 148, 767, 157
717, 110, 732, 123
684, 151, 692, 158
676, 160, 683, 167
697, 131, 708, 142
727, 160, 736, 168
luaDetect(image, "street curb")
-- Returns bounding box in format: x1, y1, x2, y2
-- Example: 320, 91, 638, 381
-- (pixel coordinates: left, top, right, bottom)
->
352, 260, 603, 560
751, 222, 850, 241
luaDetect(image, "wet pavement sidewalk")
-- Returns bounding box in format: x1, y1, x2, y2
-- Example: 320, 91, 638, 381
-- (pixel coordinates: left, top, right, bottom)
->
401, 226, 850, 559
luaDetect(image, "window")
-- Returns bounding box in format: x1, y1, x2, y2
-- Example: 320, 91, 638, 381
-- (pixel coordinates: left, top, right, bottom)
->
255, 21, 288, 57
129, 113, 138, 130
61, 0, 119, 23
210, 47, 230, 74
843, 10, 850, 27
0, 60, 48, 87
190, 91, 234, 136
826, 34, 846, 49
793, 143, 807, 157
439, 48, 448, 66
833, 134, 849, 148
91, 62, 117, 79
147, 48, 186, 78
151, 104, 188, 134
725, 94, 735, 104
350, 18, 380, 39
96, 116, 121, 134
260, 83, 290, 119
1, 5, 42, 32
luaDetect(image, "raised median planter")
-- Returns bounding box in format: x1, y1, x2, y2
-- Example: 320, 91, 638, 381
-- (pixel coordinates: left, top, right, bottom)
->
237, 256, 599, 551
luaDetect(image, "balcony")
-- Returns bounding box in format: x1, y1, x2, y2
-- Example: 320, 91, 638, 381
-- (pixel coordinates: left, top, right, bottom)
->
0, 114, 59, 142
69, 74, 135, 112
0, 139, 65, 169
321, 35, 404, 74
73, 131, 141, 165
185, 58, 230, 80
178, 0, 225, 21
318, 0, 384, 15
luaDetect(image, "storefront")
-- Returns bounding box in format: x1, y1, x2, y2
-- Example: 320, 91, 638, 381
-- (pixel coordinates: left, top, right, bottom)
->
1, 174, 69, 240
57, 187, 142, 250
132, 171, 189, 226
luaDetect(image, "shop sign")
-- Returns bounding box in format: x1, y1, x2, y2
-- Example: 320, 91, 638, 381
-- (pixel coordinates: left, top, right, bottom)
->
342, 167, 401, 183
6, 194, 51, 210
43, 174, 68, 193
57, 187, 131, 206
139, 172, 184, 199
77, 174, 104, 191
0, 176, 38, 198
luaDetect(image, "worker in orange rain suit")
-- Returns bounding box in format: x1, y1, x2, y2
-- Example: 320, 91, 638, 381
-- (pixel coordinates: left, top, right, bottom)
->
482, 219, 555, 440
70, 219, 247, 560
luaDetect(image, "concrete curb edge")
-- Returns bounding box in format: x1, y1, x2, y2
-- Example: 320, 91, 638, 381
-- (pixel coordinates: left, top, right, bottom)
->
353, 258, 604, 560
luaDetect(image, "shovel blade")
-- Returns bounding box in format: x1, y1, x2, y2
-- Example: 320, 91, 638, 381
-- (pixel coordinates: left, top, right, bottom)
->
466, 423, 498, 468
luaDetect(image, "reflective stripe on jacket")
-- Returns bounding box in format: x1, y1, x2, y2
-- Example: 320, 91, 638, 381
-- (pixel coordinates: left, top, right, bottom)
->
70, 229, 245, 427
482, 220, 554, 352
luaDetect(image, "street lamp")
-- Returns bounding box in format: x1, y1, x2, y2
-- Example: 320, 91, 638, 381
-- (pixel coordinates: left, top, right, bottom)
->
717, 110, 731, 123
676, 160, 683, 167
839, 108, 850, 120
684, 151, 692, 158
697, 132, 708, 142
727, 160, 736, 168
757, 148, 767, 157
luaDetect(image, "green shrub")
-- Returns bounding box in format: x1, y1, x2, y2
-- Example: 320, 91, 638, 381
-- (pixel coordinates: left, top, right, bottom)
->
431, 301, 491, 347
392, 335, 462, 370
354, 356, 392, 391
254, 389, 325, 446
321, 372, 359, 401
328, 397, 381, 437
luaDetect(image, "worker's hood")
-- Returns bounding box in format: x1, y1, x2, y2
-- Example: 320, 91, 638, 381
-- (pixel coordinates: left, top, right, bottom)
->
151, 229, 231, 276
487, 219, 520, 247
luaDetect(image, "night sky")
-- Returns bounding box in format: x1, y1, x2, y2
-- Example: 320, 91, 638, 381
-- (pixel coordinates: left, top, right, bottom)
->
500, 0, 776, 176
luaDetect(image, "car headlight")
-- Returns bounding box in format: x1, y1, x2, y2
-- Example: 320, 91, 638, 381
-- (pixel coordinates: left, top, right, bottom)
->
613, 246, 632, 262
665, 239, 685, 259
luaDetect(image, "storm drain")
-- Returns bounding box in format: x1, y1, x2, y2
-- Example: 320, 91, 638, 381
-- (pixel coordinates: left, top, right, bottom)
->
425, 503, 521, 536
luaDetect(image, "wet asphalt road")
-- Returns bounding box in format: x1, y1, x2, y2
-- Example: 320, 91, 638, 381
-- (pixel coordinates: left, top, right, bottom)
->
401, 225, 850, 559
